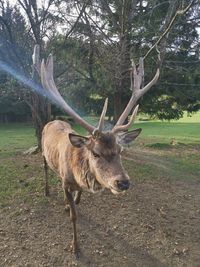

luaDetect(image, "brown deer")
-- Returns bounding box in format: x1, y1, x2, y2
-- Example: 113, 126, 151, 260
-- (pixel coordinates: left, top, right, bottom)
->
32, 45, 160, 258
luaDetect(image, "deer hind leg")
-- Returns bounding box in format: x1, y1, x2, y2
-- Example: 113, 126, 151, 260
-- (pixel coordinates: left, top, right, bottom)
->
64, 188, 80, 258
43, 156, 50, 196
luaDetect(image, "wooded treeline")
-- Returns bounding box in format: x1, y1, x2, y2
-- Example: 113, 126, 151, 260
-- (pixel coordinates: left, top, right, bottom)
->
0, 0, 199, 142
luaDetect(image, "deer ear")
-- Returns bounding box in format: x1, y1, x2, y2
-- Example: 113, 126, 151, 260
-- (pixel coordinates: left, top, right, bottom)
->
68, 133, 90, 148
117, 128, 142, 145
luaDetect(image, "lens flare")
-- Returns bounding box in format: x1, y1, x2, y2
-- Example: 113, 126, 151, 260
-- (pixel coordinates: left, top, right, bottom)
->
0, 58, 112, 129
0, 59, 63, 108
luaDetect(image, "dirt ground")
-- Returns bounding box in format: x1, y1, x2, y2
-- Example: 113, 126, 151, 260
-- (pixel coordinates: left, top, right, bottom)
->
0, 149, 200, 267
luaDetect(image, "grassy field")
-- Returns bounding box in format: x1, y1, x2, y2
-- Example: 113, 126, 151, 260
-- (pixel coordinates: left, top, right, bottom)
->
172, 111, 200, 123
0, 118, 199, 206
0, 116, 199, 158
0, 123, 35, 157
135, 111, 200, 144
0, 112, 199, 154
0, 115, 199, 210
134, 122, 200, 144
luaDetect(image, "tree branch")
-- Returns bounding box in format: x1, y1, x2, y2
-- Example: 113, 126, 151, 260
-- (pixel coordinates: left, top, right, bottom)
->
64, 0, 89, 41
143, 0, 195, 60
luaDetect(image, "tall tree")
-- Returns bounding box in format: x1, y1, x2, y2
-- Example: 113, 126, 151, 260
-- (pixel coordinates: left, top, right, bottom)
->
56, 0, 199, 121
15, 0, 58, 148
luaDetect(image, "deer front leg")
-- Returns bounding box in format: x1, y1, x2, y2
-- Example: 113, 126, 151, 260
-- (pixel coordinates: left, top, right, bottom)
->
64, 190, 82, 211
64, 188, 80, 258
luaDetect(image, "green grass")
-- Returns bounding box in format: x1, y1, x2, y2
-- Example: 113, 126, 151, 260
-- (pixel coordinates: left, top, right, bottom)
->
0, 123, 36, 157
138, 111, 200, 123
172, 111, 200, 123
133, 122, 200, 144
123, 149, 200, 183
0, 120, 199, 155
0, 120, 199, 160
134, 111, 200, 144
0, 158, 41, 206
0, 120, 199, 208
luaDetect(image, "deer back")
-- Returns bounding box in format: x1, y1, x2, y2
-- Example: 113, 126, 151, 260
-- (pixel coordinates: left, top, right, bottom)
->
42, 120, 74, 178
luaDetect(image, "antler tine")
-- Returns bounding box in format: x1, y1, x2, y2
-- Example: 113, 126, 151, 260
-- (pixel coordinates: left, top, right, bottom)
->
44, 55, 109, 135
112, 105, 139, 134
38, 50, 95, 134
44, 54, 60, 98
113, 58, 143, 129
112, 54, 160, 133
96, 98, 108, 132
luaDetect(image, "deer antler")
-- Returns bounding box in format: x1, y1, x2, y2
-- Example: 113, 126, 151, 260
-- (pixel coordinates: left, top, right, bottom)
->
112, 52, 160, 134
96, 98, 108, 131
32, 45, 108, 134
32, 45, 159, 136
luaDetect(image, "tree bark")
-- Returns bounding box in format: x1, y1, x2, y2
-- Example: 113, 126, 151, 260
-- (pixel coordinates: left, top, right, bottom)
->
31, 62, 51, 150
113, 91, 123, 123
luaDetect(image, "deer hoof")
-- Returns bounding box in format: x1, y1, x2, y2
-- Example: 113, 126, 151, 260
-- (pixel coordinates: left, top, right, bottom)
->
74, 249, 81, 260
71, 244, 81, 259
44, 190, 50, 197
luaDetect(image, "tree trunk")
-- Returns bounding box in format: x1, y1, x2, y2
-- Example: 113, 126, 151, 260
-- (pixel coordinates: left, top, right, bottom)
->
113, 91, 123, 123
113, 35, 131, 124
30, 95, 51, 150
31, 62, 51, 150
113, 81, 129, 125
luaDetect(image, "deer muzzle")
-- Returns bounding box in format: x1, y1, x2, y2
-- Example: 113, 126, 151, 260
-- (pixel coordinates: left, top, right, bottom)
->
109, 175, 130, 194
116, 180, 130, 191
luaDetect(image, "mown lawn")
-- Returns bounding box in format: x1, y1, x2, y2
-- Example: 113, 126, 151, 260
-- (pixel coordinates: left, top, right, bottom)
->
0, 118, 199, 207
134, 122, 200, 144
135, 111, 200, 144
0, 117, 199, 155
0, 123, 35, 157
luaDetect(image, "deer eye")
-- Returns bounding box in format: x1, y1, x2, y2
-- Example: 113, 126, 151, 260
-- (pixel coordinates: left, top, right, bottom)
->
92, 151, 100, 158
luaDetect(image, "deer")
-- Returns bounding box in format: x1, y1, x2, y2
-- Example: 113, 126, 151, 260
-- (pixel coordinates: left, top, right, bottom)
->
32, 45, 160, 258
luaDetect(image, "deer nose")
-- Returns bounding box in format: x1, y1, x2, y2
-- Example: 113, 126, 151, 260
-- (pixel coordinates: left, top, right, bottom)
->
116, 180, 130, 191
